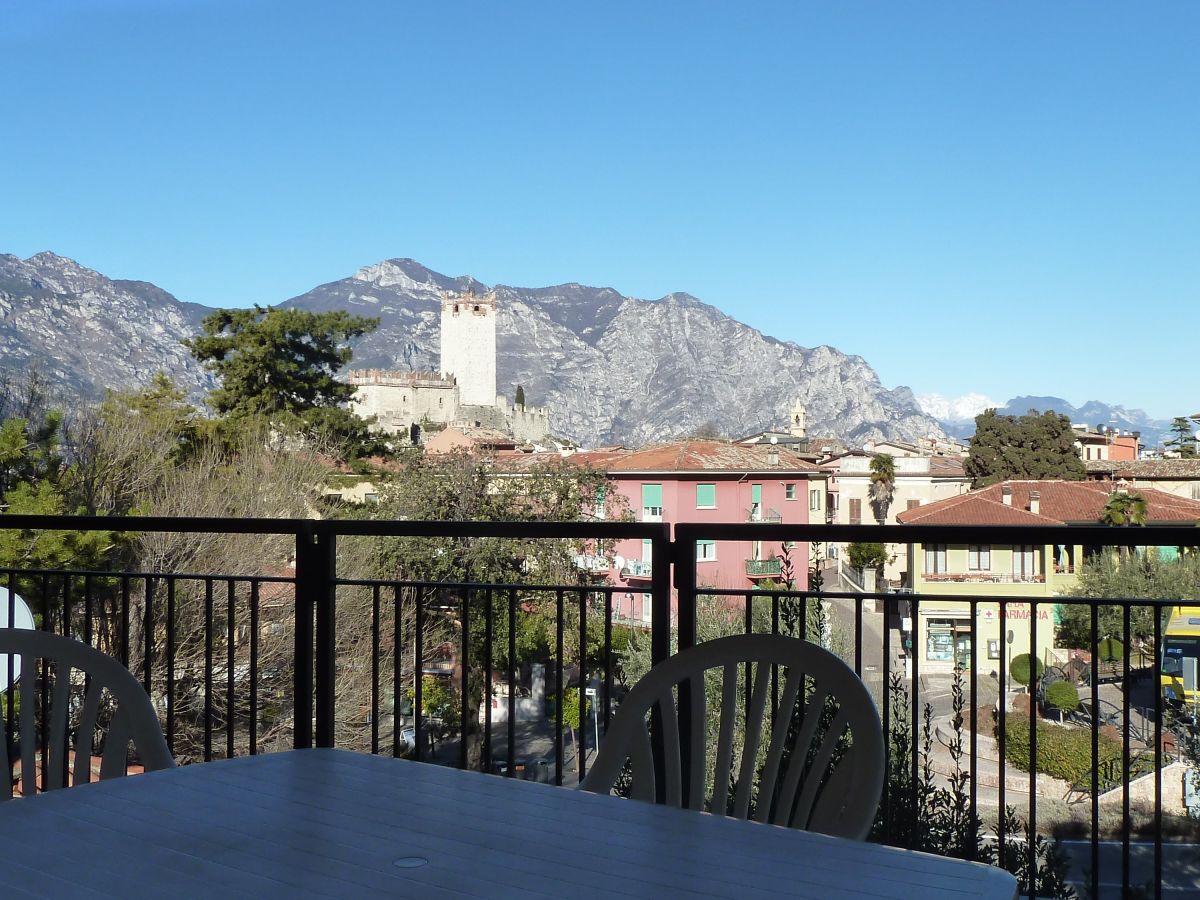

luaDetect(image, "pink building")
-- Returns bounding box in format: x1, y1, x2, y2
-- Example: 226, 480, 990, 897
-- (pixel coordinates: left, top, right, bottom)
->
571, 441, 825, 625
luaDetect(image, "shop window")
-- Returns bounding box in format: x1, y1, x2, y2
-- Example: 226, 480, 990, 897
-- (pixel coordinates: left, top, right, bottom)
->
927, 620, 955, 662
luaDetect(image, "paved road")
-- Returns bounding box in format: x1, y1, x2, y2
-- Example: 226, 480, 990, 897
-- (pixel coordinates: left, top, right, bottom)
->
1058, 840, 1200, 899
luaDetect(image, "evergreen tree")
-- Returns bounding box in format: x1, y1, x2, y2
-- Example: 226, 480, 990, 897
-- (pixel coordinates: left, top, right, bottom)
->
184, 305, 378, 414
183, 305, 380, 457
964, 409, 1086, 487
514, 385, 525, 408
1166, 416, 1198, 458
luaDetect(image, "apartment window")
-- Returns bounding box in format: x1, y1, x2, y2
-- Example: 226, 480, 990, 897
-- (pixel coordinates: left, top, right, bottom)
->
785, 483, 798, 501
1191, 484, 1200, 501
809, 488, 821, 511
641, 593, 652, 623
924, 544, 947, 574
641, 483, 663, 521
696, 483, 717, 509
849, 498, 862, 525
697, 539, 717, 562
594, 488, 606, 520
968, 544, 990, 571
1012, 545, 1038, 579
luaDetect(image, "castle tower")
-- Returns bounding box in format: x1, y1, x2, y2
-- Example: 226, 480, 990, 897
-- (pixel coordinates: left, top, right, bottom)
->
789, 400, 807, 438
440, 289, 497, 407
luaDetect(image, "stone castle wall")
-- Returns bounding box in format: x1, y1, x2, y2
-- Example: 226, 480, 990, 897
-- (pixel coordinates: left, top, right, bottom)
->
347, 370, 459, 434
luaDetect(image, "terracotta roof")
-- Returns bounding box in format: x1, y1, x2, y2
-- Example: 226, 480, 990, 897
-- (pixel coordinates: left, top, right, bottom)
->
494, 441, 820, 475
897, 480, 1200, 526
1085, 459, 1200, 478
592, 440, 820, 474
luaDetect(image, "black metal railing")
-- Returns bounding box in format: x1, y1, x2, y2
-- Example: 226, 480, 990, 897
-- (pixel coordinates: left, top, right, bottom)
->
1, 515, 1198, 900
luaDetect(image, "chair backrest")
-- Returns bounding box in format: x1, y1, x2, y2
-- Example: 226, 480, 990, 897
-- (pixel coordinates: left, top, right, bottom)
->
0, 629, 175, 799
580, 633, 884, 840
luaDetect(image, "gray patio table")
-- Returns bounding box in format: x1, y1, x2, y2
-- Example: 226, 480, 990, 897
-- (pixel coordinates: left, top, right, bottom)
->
0, 748, 1017, 899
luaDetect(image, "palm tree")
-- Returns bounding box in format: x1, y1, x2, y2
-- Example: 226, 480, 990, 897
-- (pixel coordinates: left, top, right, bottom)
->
1101, 490, 1148, 527
868, 453, 896, 525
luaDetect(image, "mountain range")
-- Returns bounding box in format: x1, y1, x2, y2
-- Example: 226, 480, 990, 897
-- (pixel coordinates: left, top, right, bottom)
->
0, 252, 948, 448
916, 391, 1173, 445
57, 248, 1200, 453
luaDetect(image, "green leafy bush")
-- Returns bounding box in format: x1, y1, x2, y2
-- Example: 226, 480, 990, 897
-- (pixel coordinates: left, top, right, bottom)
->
1097, 637, 1124, 661
1003, 715, 1152, 788
1010, 653, 1044, 687
1043, 681, 1080, 718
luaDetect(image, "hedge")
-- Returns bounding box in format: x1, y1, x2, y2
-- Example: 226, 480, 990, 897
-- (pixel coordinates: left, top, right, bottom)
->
1002, 716, 1153, 788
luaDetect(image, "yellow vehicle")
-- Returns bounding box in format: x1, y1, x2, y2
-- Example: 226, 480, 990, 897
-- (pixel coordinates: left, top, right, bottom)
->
1161, 606, 1200, 712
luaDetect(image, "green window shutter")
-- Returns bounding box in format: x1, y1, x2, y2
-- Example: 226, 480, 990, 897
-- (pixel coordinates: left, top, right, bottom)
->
642, 539, 653, 561
696, 483, 716, 507
751, 484, 762, 504
642, 484, 663, 507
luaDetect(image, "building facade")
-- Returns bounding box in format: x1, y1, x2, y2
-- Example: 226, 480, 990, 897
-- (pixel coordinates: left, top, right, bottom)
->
574, 441, 824, 625
897, 480, 1200, 674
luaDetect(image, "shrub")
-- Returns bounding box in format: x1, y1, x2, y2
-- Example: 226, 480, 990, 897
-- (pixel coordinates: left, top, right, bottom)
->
1003, 715, 1153, 788
1043, 681, 1080, 718
1097, 637, 1124, 661
847, 541, 888, 571
1010, 653, 1044, 687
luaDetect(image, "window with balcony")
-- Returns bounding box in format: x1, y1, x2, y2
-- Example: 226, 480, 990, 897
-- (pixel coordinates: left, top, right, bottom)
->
968, 544, 990, 571
696, 483, 716, 509
924, 544, 947, 574
785, 483, 797, 500
1012, 544, 1038, 579
697, 539, 717, 561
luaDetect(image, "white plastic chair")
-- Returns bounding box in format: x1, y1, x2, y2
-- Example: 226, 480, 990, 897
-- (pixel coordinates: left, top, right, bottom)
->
581, 633, 884, 840
0, 628, 175, 799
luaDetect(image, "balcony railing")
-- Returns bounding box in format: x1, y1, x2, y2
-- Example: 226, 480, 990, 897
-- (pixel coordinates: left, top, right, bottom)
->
1, 515, 1198, 899
619, 559, 653, 580
923, 572, 1047, 584
746, 506, 783, 524
744, 558, 783, 578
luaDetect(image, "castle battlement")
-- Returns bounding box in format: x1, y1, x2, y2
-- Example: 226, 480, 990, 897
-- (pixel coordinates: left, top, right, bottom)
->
346, 369, 456, 388
441, 289, 498, 314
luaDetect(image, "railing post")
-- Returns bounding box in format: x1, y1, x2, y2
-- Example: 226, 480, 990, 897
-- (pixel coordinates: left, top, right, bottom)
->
293, 527, 314, 750
315, 529, 338, 748
294, 524, 337, 749
651, 524, 677, 665
669, 524, 698, 806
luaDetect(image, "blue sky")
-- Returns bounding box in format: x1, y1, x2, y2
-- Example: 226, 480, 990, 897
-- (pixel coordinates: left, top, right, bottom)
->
2, 1, 1196, 419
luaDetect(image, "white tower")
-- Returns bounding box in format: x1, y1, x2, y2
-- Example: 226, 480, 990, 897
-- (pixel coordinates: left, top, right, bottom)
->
790, 400, 807, 438
440, 290, 498, 408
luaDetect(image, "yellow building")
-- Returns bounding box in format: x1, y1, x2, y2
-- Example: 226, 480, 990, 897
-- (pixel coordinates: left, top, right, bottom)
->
897, 480, 1200, 675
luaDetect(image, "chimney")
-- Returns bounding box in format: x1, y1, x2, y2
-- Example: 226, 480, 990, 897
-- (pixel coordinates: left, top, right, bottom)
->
1001, 485, 1013, 506
1029, 490, 1040, 516
767, 448, 779, 466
